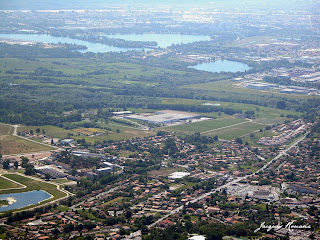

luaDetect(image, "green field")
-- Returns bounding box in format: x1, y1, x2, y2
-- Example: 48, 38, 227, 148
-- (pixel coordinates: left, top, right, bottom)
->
164, 118, 247, 135
0, 176, 24, 190
0, 135, 54, 155
0, 174, 67, 212
203, 121, 266, 140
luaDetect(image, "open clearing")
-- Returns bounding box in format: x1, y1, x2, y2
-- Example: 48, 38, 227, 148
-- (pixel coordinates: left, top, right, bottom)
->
0, 124, 10, 136
0, 135, 54, 155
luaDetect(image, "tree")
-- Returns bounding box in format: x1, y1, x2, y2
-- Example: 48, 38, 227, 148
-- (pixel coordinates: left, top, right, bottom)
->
45, 173, 51, 180
20, 157, 29, 168
0, 153, 2, 160
24, 165, 35, 175
125, 209, 132, 219
14, 161, 19, 169
235, 138, 243, 144
277, 101, 286, 109
2, 159, 10, 169
36, 128, 40, 133
51, 138, 54, 145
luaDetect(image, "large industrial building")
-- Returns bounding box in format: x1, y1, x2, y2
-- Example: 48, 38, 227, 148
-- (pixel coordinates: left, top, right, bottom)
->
125, 110, 201, 125
246, 83, 278, 90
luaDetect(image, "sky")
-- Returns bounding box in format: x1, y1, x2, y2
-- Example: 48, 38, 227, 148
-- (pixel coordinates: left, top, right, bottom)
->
0, 0, 316, 10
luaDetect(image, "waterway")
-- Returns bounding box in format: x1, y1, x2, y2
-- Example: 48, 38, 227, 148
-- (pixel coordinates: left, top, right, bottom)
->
104, 33, 211, 48
0, 33, 211, 52
189, 60, 251, 73
0, 190, 52, 212
0, 33, 141, 53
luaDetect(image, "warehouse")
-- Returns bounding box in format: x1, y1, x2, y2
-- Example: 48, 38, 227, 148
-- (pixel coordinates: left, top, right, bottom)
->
125, 110, 201, 125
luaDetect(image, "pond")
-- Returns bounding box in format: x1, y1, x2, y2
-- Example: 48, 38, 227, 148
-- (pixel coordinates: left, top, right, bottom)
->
189, 60, 252, 73
104, 33, 211, 48
0, 190, 52, 212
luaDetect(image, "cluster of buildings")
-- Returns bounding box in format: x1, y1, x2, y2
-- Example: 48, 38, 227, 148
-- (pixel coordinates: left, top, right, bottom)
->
226, 184, 279, 202
2, 118, 319, 239
245, 82, 278, 91
258, 120, 312, 146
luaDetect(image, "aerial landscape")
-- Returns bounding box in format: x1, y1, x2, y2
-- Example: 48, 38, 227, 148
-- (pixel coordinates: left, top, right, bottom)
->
0, 0, 319, 239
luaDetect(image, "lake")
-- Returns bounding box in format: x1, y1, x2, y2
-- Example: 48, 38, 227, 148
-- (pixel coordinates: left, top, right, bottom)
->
104, 34, 211, 48
189, 60, 251, 73
0, 33, 141, 53
0, 33, 211, 52
0, 190, 52, 212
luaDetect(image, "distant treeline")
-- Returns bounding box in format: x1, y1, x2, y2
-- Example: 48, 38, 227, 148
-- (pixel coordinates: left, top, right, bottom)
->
146, 103, 241, 115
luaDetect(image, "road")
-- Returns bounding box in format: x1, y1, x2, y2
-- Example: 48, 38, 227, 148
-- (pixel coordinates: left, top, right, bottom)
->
147, 132, 309, 229
70, 183, 128, 210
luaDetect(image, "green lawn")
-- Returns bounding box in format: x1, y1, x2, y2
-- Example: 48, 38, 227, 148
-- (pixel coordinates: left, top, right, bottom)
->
0, 176, 24, 190
56, 205, 70, 212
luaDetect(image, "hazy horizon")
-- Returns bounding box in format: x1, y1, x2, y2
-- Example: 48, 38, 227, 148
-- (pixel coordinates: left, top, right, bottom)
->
0, 0, 316, 10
